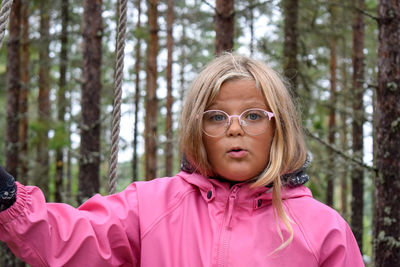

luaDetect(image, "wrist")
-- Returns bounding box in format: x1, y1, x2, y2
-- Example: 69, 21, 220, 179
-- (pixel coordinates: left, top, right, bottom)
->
0, 166, 17, 211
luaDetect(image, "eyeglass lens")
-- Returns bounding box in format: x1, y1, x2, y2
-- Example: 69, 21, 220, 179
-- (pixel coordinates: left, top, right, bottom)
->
202, 109, 272, 137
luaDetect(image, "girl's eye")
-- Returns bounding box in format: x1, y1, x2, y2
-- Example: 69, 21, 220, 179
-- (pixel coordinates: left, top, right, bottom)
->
204, 111, 227, 123
212, 114, 226, 122
246, 112, 261, 121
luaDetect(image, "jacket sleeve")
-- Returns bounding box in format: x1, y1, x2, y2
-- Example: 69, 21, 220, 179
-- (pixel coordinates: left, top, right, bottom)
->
0, 182, 141, 267
318, 215, 365, 267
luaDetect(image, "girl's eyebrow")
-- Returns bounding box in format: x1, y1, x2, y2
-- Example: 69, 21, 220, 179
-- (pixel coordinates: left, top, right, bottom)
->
207, 104, 269, 113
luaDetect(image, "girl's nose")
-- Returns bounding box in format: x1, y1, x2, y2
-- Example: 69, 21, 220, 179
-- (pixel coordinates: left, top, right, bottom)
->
226, 117, 245, 136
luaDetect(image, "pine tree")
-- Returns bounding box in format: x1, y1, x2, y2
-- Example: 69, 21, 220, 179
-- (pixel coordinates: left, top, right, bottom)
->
78, 0, 102, 203
215, 0, 234, 54
145, 0, 159, 181
374, 0, 400, 265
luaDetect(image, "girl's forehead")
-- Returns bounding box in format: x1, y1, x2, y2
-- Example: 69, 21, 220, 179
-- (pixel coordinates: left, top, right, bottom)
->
207, 79, 269, 109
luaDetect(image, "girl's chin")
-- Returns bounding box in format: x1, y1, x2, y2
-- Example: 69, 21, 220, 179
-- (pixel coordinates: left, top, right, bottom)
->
217, 172, 256, 183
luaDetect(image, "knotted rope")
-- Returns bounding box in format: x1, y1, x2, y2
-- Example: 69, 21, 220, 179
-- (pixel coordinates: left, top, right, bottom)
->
109, 0, 127, 194
0, 0, 13, 48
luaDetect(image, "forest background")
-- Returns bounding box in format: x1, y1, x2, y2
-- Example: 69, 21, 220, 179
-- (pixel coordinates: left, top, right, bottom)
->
0, 0, 399, 266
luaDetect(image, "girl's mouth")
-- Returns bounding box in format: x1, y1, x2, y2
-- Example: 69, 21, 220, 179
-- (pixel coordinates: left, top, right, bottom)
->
227, 148, 248, 158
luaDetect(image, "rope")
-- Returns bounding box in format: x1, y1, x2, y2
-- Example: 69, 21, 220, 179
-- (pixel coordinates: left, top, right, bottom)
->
0, 0, 14, 48
108, 0, 127, 194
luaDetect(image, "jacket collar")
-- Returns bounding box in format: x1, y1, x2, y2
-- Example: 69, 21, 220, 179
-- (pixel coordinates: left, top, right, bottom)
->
180, 154, 311, 188
177, 171, 312, 210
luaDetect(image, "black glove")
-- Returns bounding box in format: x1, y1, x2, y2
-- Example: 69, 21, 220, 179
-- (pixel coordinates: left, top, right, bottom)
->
0, 165, 17, 212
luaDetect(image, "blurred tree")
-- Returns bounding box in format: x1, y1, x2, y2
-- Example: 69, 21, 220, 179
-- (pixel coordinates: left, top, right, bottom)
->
165, 0, 174, 177
19, 0, 30, 185
374, 0, 400, 265
133, 0, 143, 181
283, 0, 299, 95
326, 0, 338, 207
339, 7, 350, 219
78, 0, 102, 203
145, 0, 159, 180
55, 0, 70, 202
215, 0, 234, 54
351, 0, 365, 252
3, 0, 23, 266
5, 0, 21, 189
34, 0, 51, 197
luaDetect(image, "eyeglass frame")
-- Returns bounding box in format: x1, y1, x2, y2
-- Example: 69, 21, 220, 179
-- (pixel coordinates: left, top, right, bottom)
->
201, 108, 275, 137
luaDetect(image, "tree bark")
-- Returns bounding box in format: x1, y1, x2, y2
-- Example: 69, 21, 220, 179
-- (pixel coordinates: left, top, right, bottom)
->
249, 0, 254, 56
3, 1, 22, 266
133, 0, 142, 181
326, 1, 338, 207
351, 0, 365, 252
78, 0, 102, 203
374, 0, 400, 265
178, 22, 187, 163
5, 0, 21, 183
165, 0, 174, 177
179, 23, 187, 109
282, 0, 299, 96
55, 0, 69, 203
215, 0, 234, 55
19, 0, 29, 185
34, 0, 51, 198
145, 0, 159, 181
339, 29, 349, 220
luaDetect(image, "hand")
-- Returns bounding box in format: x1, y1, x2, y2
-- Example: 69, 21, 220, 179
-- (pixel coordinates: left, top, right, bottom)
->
0, 165, 17, 211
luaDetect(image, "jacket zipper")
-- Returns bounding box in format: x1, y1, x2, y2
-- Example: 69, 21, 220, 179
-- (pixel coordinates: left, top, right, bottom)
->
227, 186, 239, 228
217, 186, 240, 267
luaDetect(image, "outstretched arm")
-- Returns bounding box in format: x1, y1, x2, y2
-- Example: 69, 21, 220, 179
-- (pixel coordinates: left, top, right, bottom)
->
0, 166, 141, 266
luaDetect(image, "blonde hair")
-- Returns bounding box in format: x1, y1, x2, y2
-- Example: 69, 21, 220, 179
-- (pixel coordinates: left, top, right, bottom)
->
179, 53, 307, 251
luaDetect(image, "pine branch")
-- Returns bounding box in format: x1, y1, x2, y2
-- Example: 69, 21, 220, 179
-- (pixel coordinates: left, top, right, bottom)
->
201, 0, 215, 12
355, 7, 379, 21
304, 128, 378, 173
236, 0, 274, 15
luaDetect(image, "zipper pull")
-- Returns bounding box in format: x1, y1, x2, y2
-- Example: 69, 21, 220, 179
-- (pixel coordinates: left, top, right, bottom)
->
227, 186, 239, 228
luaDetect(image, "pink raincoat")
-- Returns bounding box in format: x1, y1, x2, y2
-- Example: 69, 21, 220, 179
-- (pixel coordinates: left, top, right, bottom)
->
0, 171, 364, 267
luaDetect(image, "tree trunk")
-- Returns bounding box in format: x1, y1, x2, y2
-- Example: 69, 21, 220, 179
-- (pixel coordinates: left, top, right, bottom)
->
178, 22, 187, 164
339, 29, 349, 220
179, 23, 187, 109
350, 0, 365, 252
371, 81, 377, 264
66, 148, 72, 202
5, 0, 21, 186
133, 0, 142, 181
3, 1, 22, 266
326, 1, 338, 207
78, 0, 102, 203
215, 0, 234, 55
249, 0, 254, 56
34, 0, 51, 198
374, 0, 400, 265
19, 0, 29, 185
55, 0, 69, 203
282, 0, 299, 96
165, 0, 174, 177
145, 0, 159, 181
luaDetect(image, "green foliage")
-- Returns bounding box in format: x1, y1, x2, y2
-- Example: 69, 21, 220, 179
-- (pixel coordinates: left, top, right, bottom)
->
49, 122, 71, 150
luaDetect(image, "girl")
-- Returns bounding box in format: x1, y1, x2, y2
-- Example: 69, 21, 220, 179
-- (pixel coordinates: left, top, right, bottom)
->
0, 53, 364, 266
